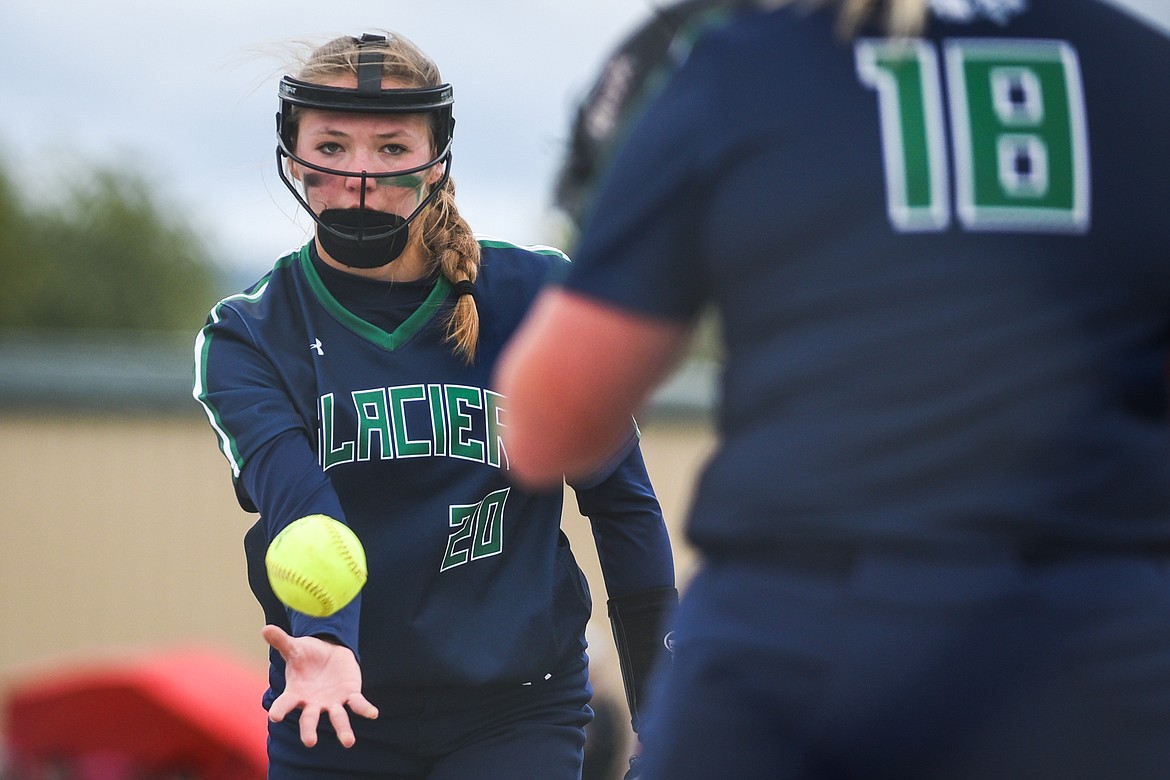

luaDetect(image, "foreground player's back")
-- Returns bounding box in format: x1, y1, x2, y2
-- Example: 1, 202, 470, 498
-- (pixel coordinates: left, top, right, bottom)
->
573, 0, 1170, 549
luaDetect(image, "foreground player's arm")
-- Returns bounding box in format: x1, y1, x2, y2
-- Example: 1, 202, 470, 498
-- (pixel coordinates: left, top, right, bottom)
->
496, 289, 690, 487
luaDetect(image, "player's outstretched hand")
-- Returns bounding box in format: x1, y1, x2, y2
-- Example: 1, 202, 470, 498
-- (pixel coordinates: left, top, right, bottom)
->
262, 624, 379, 748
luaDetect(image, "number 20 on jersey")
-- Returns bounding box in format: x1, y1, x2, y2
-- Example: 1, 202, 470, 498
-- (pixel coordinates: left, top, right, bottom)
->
856, 38, 1090, 234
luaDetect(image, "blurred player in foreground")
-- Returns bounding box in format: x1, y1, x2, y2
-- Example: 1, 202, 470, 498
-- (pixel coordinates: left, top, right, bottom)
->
497, 0, 1170, 777
193, 30, 676, 779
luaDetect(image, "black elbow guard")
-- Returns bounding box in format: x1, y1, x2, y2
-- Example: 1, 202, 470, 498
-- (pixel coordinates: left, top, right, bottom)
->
607, 586, 679, 734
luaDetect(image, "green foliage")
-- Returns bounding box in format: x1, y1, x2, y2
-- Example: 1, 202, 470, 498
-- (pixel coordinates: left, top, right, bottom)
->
0, 167, 37, 323
0, 161, 226, 333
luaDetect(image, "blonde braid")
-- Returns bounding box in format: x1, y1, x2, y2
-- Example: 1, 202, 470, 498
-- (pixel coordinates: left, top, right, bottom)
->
418, 179, 481, 362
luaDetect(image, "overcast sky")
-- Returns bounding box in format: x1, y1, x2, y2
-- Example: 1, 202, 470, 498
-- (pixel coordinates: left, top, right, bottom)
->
0, 1, 651, 282
1, 1, 1167, 284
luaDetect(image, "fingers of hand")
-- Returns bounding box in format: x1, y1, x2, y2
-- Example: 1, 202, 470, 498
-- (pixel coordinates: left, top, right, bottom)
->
328, 705, 357, 748
299, 707, 321, 748
261, 624, 293, 656
348, 693, 380, 720
268, 691, 295, 723
327, 694, 378, 748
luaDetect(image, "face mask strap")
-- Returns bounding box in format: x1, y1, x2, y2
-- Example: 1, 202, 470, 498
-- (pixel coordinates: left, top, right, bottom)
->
356, 34, 386, 97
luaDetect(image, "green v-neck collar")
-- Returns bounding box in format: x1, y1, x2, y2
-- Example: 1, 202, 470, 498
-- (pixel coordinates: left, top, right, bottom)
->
298, 244, 452, 351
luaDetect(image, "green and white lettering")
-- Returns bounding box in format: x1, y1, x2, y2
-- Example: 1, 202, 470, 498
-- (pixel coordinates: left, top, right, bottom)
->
318, 383, 507, 470
389, 384, 431, 458
446, 385, 486, 462
945, 39, 1089, 232
855, 38, 951, 231
320, 392, 355, 470
353, 388, 393, 461
856, 37, 1090, 234
441, 487, 510, 572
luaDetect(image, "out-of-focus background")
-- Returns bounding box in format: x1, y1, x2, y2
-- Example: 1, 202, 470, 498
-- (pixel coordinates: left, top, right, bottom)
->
0, 3, 714, 778
1, 1, 1166, 778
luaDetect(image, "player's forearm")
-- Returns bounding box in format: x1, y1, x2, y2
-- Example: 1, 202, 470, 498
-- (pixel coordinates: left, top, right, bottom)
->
497, 299, 635, 486
503, 389, 632, 488
497, 289, 689, 487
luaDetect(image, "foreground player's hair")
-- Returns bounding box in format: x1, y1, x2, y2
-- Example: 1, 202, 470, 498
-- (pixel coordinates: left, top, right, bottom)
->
289, 33, 483, 362
764, 0, 929, 36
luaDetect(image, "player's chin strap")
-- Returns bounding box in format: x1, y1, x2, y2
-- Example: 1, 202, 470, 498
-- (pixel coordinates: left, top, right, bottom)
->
608, 586, 679, 735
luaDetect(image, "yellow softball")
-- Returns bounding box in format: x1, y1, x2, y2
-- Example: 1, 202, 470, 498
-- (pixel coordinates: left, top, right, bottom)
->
265, 514, 368, 617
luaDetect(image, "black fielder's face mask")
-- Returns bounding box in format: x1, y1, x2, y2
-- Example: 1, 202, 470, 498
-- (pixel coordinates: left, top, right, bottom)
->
274, 34, 455, 269
295, 167, 438, 269
317, 207, 409, 270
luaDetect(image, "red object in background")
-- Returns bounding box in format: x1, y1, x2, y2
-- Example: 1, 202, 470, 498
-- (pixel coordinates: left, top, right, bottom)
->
3, 647, 268, 780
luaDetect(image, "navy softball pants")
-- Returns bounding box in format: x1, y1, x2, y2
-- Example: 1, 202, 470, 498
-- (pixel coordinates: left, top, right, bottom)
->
266, 649, 592, 779
639, 547, 1170, 779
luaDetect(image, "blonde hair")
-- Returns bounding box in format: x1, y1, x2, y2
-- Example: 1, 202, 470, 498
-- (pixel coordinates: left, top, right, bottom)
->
762, 0, 929, 37
292, 32, 483, 362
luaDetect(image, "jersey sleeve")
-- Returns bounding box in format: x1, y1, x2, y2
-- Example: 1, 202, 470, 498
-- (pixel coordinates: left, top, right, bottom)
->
572, 441, 676, 597
194, 301, 312, 479
560, 42, 722, 324
240, 429, 360, 652
193, 302, 361, 651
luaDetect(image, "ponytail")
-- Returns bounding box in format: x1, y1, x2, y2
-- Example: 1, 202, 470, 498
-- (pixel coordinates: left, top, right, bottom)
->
417, 178, 481, 363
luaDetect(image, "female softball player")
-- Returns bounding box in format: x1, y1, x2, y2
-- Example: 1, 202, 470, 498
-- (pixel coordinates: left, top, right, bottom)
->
499, 0, 1170, 777
192, 31, 676, 779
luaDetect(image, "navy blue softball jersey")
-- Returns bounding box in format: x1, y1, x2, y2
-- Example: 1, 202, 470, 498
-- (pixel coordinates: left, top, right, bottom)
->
563, 0, 1170, 554
194, 238, 674, 694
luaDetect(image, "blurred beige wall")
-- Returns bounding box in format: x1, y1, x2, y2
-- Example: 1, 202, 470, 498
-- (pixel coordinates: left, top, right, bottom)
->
0, 413, 713, 739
